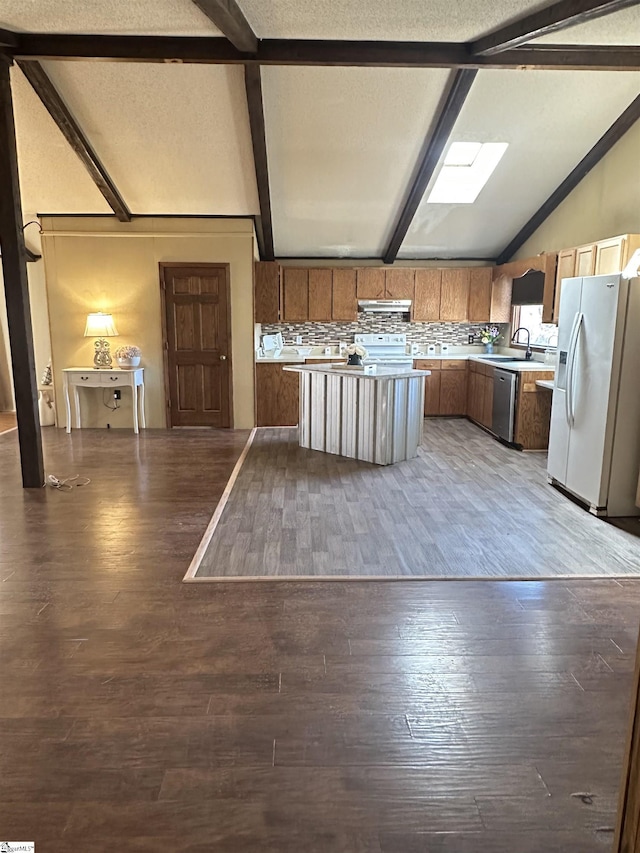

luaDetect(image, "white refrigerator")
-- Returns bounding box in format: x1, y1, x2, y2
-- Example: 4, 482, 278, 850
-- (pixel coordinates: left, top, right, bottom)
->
547, 273, 640, 517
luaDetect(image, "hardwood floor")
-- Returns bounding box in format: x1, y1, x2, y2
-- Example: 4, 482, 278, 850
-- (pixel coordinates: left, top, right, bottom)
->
1, 425, 639, 851
0, 410, 17, 433
195, 420, 640, 579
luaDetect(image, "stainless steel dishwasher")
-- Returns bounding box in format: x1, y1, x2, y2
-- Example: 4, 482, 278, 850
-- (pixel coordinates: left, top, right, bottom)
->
492, 369, 517, 442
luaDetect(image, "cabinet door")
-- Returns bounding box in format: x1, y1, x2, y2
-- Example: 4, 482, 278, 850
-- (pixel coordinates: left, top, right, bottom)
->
553, 249, 576, 323
424, 371, 441, 416
440, 368, 468, 416
281, 268, 309, 321
481, 372, 494, 428
575, 245, 596, 276
385, 268, 415, 300
413, 269, 441, 321
468, 268, 492, 323
466, 371, 481, 422
595, 236, 626, 275
332, 269, 357, 321
440, 269, 470, 321
255, 364, 299, 426
254, 261, 280, 323
490, 273, 512, 323
356, 268, 385, 299
308, 268, 333, 321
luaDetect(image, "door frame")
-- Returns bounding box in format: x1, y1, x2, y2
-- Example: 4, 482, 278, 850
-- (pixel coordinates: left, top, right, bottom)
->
159, 262, 233, 429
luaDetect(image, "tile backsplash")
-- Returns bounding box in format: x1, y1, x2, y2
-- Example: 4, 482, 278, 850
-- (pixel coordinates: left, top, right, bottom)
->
261, 315, 509, 346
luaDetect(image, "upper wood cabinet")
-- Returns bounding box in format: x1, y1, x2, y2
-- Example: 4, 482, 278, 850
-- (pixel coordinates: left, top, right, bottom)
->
413, 269, 441, 321
594, 234, 640, 275
385, 268, 415, 300
308, 268, 333, 321
440, 269, 470, 322
356, 268, 385, 299
468, 267, 492, 323
332, 269, 358, 321
553, 248, 577, 323
492, 253, 557, 324
575, 244, 596, 277
254, 261, 279, 324
489, 273, 512, 324
281, 268, 309, 322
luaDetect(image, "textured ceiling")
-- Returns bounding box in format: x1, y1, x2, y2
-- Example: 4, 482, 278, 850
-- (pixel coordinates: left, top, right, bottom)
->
263, 66, 451, 257
400, 70, 640, 259
39, 62, 259, 215
241, 0, 552, 41
0, 0, 220, 35
534, 5, 640, 45
11, 67, 112, 214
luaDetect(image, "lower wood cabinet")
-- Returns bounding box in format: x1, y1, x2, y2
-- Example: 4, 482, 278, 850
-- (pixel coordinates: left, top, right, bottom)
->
415, 360, 467, 416
513, 370, 554, 450
467, 361, 493, 429
255, 363, 299, 426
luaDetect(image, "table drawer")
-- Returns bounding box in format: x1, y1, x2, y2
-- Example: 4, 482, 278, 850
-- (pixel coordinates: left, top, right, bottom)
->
101, 372, 128, 385
68, 372, 99, 385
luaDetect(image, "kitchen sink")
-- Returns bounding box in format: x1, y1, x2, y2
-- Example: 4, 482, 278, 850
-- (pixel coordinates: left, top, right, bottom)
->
479, 356, 530, 362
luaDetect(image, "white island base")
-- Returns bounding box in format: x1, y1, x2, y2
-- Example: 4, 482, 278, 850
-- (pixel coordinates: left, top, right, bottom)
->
283, 364, 430, 466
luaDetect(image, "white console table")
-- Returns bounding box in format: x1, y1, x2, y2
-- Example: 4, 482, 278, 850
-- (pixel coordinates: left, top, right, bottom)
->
63, 368, 146, 434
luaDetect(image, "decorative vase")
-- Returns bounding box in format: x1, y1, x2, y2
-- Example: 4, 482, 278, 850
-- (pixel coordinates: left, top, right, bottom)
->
483, 343, 494, 354
347, 353, 363, 366
117, 356, 141, 368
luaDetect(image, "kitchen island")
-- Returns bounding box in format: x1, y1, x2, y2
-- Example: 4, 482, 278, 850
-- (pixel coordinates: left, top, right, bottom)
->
283, 363, 430, 465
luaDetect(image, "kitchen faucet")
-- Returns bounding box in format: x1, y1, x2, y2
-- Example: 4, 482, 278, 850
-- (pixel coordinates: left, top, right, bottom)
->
512, 327, 533, 360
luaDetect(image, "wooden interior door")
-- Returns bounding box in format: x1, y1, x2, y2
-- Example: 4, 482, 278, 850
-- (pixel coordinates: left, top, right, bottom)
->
161, 263, 232, 428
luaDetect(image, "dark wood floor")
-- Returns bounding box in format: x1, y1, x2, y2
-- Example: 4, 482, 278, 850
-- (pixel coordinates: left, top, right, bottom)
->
196, 421, 640, 578
1, 426, 639, 851
0, 410, 16, 433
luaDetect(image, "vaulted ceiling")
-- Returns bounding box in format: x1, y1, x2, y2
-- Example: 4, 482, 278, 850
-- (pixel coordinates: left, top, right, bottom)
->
1, 0, 639, 261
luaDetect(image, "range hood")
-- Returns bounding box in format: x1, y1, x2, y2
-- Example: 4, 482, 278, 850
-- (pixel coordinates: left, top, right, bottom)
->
358, 299, 412, 313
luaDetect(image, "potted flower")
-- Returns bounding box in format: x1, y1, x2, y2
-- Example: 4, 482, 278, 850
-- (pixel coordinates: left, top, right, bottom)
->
345, 343, 368, 366
478, 326, 501, 354
115, 345, 141, 367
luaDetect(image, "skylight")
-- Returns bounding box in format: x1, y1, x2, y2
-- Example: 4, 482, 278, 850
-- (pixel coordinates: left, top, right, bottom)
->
427, 142, 509, 204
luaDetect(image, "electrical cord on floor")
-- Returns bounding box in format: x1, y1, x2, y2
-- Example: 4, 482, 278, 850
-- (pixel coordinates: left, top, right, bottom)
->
47, 474, 91, 491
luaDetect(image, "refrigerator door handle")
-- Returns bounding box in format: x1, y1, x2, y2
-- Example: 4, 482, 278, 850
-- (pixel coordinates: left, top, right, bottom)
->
564, 312, 580, 426
566, 312, 584, 428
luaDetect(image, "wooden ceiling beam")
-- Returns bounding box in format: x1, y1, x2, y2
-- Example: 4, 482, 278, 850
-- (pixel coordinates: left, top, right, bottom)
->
244, 65, 274, 260
383, 69, 477, 265
17, 60, 131, 222
191, 0, 257, 52
0, 28, 18, 48
9, 34, 640, 71
496, 92, 640, 265
471, 0, 640, 56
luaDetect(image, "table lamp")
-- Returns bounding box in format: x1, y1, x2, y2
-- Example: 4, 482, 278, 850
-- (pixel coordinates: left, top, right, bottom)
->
84, 312, 119, 368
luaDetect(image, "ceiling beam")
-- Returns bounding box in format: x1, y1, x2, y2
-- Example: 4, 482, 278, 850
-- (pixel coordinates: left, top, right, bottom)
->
10, 34, 640, 70
16, 60, 131, 222
382, 70, 477, 265
496, 92, 640, 265
0, 28, 18, 48
471, 0, 640, 56
244, 65, 274, 260
191, 0, 257, 52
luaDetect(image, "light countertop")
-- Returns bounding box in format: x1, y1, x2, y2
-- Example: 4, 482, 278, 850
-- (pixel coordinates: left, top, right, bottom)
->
257, 350, 555, 371
283, 364, 431, 380
469, 356, 556, 372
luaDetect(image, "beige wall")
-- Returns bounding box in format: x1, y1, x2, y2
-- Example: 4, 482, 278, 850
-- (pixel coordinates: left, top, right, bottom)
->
515, 122, 640, 259
42, 216, 256, 430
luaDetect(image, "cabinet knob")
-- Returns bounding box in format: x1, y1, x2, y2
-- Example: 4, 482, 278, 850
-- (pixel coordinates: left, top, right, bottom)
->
220, 355, 227, 361
110, 376, 117, 381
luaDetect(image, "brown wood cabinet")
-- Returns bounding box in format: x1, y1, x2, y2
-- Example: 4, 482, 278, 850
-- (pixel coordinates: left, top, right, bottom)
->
356, 268, 385, 299
281, 268, 309, 322
440, 269, 470, 322
553, 248, 577, 323
413, 269, 441, 321
308, 268, 333, 321
255, 363, 299, 426
385, 268, 415, 300
468, 267, 492, 322
513, 370, 554, 450
415, 359, 467, 416
467, 361, 494, 429
254, 261, 279, 324
332, 269, 357, 321
575, 244, 596, 277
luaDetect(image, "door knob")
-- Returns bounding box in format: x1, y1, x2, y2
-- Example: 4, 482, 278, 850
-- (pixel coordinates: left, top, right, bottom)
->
220, 355, 227, 361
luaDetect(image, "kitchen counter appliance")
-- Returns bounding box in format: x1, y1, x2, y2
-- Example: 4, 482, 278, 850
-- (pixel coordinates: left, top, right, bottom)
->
492, 369, 517, 442
354, 333, 413, 370
547, 273, 640, 516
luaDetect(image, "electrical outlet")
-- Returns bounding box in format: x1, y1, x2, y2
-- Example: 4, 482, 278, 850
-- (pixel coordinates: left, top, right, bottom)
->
468, 334, 476, 344
113, 390, 121, 400
295, 335, 303, 345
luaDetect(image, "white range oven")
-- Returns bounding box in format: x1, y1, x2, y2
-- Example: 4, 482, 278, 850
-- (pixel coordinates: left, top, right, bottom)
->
354, 333, 413, 370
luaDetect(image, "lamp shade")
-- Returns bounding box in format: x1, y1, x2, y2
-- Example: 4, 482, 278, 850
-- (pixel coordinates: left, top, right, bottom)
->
84, 312, 119, 338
